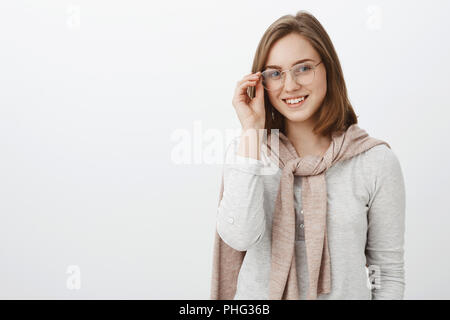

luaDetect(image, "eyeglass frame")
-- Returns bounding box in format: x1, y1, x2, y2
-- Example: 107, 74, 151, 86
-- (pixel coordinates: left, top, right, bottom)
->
260, 60, 323, 91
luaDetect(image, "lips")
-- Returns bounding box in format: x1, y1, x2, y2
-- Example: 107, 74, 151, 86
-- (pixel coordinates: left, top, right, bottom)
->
282, 95, 309, 107
283, 95, 308, 102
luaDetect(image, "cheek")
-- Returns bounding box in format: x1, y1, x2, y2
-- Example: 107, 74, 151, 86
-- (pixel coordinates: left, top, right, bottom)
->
267, 92, 281, 107
313, 71, 327, 99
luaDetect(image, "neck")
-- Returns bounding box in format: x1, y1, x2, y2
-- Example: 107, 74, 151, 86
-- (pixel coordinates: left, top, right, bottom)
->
285, 116, 331, 158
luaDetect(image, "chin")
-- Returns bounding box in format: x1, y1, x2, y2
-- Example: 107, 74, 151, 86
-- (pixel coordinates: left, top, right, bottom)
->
283, 111, 314, 123
276, 102, 316, 123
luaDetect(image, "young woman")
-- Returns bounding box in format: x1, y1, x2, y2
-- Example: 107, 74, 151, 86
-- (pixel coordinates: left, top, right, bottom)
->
211, 11, 405, 300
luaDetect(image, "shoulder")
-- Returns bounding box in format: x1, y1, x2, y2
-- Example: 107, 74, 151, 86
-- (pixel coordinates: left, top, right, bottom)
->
360, 143, 402, 176
358, 143, 404, 196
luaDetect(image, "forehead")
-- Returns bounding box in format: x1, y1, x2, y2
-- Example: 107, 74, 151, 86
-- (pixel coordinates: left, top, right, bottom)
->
265, 33, 318, 68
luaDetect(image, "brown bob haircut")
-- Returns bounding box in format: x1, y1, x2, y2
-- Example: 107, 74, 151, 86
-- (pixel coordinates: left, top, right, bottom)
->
247, 10, 358, 138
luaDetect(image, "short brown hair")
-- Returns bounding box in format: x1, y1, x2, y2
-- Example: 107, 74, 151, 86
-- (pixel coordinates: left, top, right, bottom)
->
248, 10, 358, 137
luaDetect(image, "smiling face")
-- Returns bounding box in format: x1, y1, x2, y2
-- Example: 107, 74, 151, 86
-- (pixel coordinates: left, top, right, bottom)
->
264, 33, 327, 126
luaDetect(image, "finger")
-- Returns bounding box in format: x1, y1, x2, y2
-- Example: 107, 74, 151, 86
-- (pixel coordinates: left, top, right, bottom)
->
244, 71, 261, 78
237, 79, 259, 92
233, 79, 258, 106
233, 73, 262, 106
236, 80, 259, 99
237, 72, 261, 86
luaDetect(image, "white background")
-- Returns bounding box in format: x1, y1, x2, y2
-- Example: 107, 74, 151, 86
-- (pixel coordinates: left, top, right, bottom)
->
0, 0, 449, 299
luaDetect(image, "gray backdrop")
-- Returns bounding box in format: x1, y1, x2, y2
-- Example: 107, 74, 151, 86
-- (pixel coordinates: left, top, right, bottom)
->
0, 0, 449, 299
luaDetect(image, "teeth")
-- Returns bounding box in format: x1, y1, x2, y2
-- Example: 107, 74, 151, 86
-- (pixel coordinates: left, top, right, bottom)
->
286, 96, 306, 104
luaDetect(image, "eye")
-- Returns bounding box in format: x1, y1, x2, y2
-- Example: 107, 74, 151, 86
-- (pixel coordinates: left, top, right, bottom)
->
295, 64, 313, 73
264, 70, 280, 79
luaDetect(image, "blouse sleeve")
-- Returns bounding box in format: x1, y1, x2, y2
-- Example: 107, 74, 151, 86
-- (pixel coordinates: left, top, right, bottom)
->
365, 146, 406, 299
216, 137, 267, 251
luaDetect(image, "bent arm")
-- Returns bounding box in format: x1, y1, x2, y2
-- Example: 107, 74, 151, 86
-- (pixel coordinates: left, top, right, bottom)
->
216, 135, 267, 251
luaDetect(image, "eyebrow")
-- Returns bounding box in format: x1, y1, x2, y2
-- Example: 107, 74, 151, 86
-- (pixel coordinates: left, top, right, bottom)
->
264, 58, 315, 70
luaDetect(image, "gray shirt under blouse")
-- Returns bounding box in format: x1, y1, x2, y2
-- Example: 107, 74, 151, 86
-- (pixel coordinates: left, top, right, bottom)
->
216, 136, 406, 300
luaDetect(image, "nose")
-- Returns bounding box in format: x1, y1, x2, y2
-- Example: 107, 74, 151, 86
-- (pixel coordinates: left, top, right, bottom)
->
283, 71, 301, 92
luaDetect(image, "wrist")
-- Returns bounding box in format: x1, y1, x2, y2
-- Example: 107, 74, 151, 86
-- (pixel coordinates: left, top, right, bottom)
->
238, 128, 263, 160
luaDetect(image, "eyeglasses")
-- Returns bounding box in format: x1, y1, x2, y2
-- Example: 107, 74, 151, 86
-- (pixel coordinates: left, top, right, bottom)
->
261, 60, 322, 91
